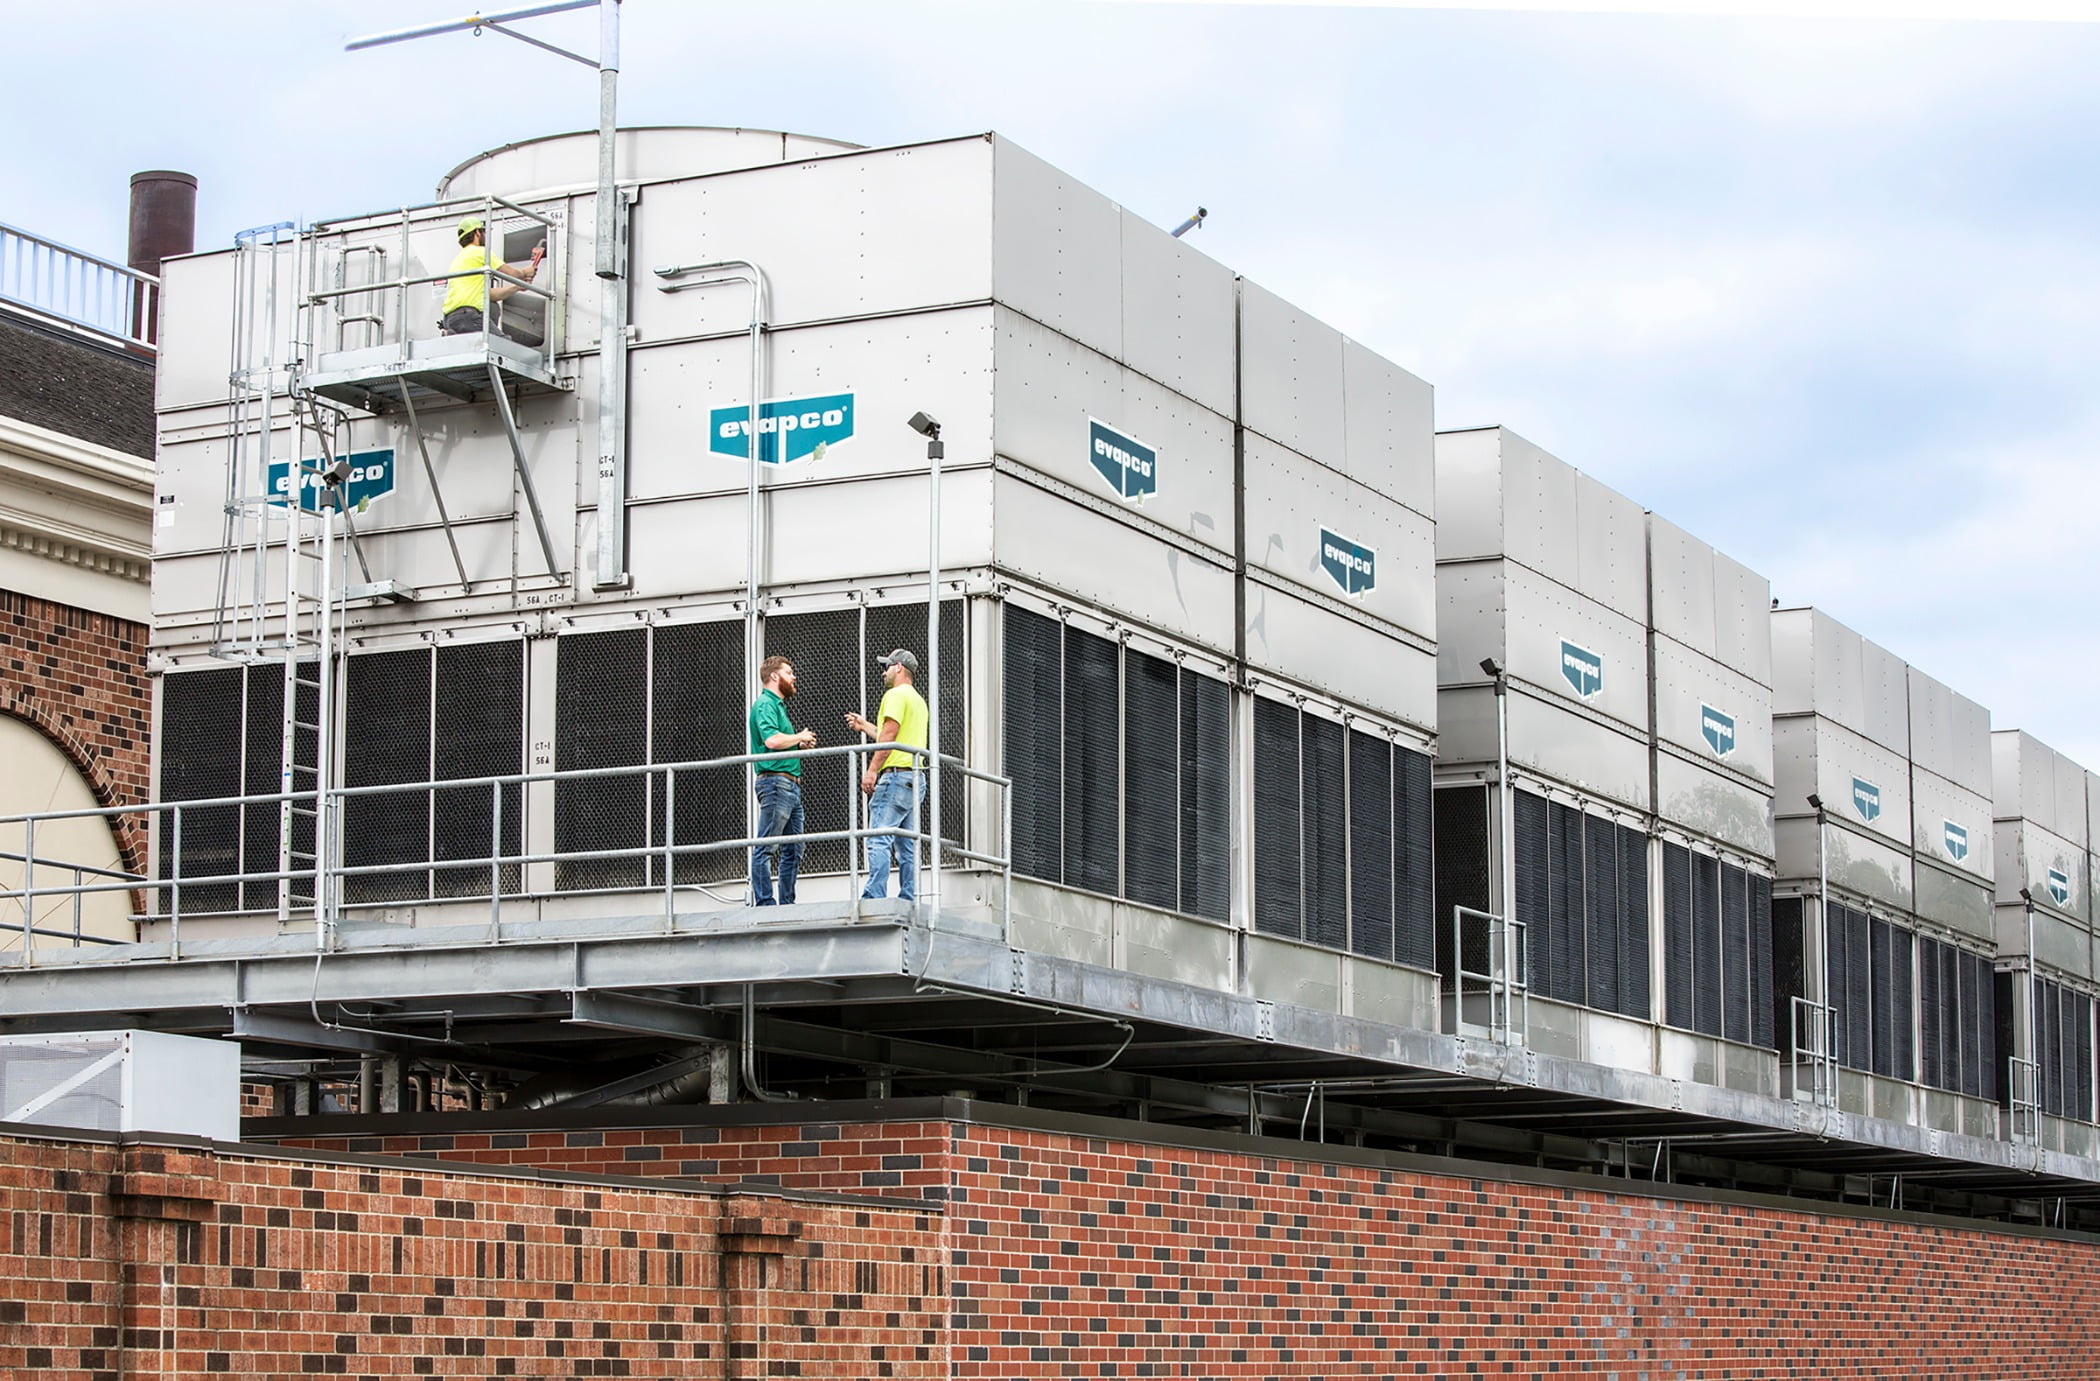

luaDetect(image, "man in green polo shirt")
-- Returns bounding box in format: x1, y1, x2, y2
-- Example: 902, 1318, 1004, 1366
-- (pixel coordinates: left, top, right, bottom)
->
747, 654, 815, 906
844, 648, 929, 901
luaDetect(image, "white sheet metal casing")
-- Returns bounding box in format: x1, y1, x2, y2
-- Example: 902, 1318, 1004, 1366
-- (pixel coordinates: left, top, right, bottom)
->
1905, 670, 1994, 935
1991, 728, 2094, 978
1648, 515, 1775, 860
0, 1029, 239, 1141
989, 138, 1437, 735
1435, 427, 1651, 812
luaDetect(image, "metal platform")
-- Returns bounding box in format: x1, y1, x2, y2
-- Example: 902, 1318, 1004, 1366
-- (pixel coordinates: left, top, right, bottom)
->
303, 330, 567, 413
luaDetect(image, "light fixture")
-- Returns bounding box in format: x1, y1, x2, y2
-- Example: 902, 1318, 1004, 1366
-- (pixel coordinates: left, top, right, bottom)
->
906, 411, 941, 439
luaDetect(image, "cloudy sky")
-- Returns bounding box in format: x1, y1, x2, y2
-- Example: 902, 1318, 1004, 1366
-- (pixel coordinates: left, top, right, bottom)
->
8, 0, 2099, 763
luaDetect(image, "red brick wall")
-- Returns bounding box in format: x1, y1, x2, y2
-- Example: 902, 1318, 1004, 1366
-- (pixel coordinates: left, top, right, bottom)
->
270, 1107, 2100, 1377
0, 590, 150, 874
0, 1130, 945, 1379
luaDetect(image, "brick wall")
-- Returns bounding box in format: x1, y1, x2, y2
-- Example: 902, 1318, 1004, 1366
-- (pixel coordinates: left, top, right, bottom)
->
0, 589, 151, 874
265, 1103, 2100, 1377
0, 1129, 946, 1378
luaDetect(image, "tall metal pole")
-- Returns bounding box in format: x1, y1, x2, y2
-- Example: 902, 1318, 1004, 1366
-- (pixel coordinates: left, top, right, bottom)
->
592, 0, 629, 588
925, 427, 945, 921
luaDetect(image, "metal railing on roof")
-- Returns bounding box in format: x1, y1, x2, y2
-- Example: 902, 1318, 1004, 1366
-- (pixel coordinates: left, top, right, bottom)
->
0, 220, 160, 354
0, 742, 1013, 963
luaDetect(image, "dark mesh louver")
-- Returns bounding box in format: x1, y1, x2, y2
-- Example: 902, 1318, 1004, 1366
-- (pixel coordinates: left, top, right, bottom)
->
1004, 606, 1062, 883
1771, 896, 1805, 1053
1919, 937, 1945, 1090
1393, 748, 1434, 970
555, 628, 648, 891
1301, 715, 1346, 952
1749, 874, 1774, 1048
1690, 853, 1721, 1037
1063, 627, 1120, 896
1512, 790, 1551, 997
1583, 815, 1620, 1016
1721, 864, 1751, 1044
1432, 785, 1491, 985
158, 667, 244, 913
240, 666, 284, 912
866, 600, 965, 860
1662, 843, 1694, 1030
649, 620, 743, 885
1123, 650, 1179, 913
1347, 731, 1394, 963
1179, 671, 1230, 922
435, 640, 524, 896
1511, 790, 1649, 1019
341, 648, 433, 904
1617, 825, 1651, 1021
759, 609, 861, 877
1252, 697, 1301, 939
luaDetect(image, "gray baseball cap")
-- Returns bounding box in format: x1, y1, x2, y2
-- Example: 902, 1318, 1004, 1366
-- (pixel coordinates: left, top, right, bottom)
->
877, 648, 919, 673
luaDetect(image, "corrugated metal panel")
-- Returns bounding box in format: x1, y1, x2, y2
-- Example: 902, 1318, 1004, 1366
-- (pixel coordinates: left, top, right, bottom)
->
1394, 746, 1435, 970
435, 639, 524, 896
1721, 863, 1751, 1044
341, 648, 433, 904
1123, 649, 1179, 912
158, 667, 243, 914
1868, 916, 1896, 1079
1302, 714, 1347, 953
1433, 785, 1491, 982
1888, 925, 1915, 1082
1004, 606, 1062, 884
1178, 670, 1230, 923
1772, 897, 1805, 1052
1550, 799, 1586, 1004
1063, 626, 1120, 896
1691, 853, 1721, 1039
1513, 790, 1551, 994
1618, 824, 1651, 1020
1662, 843, 1695, 1031
1749, 873, 1774, 1049
1918, 938, 1945, 1090
1347, 730, 1394, 963
2040, 981, 2064, 1115
1583, 815, 1620, 1016
1253, 696, 1301, 939
554, 628, 648, 892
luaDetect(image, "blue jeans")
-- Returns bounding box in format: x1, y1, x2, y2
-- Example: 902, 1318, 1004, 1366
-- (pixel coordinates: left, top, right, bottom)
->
863, 769, 921, 900
750, 774, 803, 906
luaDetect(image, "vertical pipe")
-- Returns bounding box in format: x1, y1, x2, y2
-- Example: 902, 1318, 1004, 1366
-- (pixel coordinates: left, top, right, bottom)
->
743, 281, 765, 874
592, 0, 628, 587
488, 777, 504, 942
315, 500, 337, 951
18, 817, 33, 969
926, 431, 943, 920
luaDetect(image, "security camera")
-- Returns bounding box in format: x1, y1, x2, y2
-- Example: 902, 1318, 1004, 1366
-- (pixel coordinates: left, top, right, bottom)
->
906, 411, 941, 438
1479, 657, 1502, 679
321, 457, 354, 487
1806, 793, 1824, 811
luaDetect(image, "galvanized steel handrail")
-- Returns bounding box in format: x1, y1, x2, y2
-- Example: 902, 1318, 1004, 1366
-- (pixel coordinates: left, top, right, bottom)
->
1449, 904, 1529, 1046
0, 740, 1013, 962
0, 219, 159, 353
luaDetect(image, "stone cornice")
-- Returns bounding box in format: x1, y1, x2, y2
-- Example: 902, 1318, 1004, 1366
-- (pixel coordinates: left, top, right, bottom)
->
0, 412, 153, 585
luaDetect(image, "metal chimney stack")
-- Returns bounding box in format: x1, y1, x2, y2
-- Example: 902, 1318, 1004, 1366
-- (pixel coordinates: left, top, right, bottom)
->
127, 169, 196, 345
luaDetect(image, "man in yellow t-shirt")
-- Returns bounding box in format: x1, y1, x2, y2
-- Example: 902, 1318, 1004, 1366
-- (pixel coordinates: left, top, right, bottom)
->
845, 648, 930, 901
439, 215, 545, 335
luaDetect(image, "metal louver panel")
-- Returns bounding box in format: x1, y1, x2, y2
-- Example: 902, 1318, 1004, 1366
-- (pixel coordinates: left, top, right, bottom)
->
1394, 747, 1435, 970
554, 627, 648, 891
1003, 606, 1061, 884
867, 599, 965, 858
1662, 843, 1694, 1030
1721, 863, 1751, 1044
1749, 873, 1774, 1049
1122, 650, 1179, 913
1616, 822, 1650, 1021
1583, 815, 1619, 1016
1512, 791, 1551, 998
1888, 925, 1915, 1082
758, 609, 860, 877
239, 667, 285, 912
1771, 897, 1805, 1053
2039, 981, 2064, 1115
1918, 938, 1945, 1090
1433, 785, 1491, 984
158, 667, 243, 913
2075, 991, 2094, 1122
341, 648, 433, 904
434, 639, 524, 897
1252, 697, 1301, 939
1549, 800, 1585, 1005
1179, 670, 1230, 923
650, 620, 745, 886
1690, 853, 1721, 1038
1347, 730, 1393, 962
1063, 626, 1120, 896
1302, 715, 1347, 953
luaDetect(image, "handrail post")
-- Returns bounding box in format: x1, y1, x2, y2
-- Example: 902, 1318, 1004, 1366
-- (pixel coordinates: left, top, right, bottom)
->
661, 766, 677, 928
169, 807, 183, 960
17, 816, 33, 969
847, 745, 862, 923
488, 778, 504, 944
1002, 775, 1014, 948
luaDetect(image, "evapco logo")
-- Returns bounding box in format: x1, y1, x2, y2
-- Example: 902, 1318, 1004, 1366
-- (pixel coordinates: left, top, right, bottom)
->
1851, 777, 1881, 823
269, 449, 395, 512
1319, 528, 1376, 597
1700, 704, 1736, 758
711, 392, 855, 465
2048, 867, 2073, 908
1944, 820, 1969, 862
1560, 640, 1602, 699
1087, 419, 1157, 502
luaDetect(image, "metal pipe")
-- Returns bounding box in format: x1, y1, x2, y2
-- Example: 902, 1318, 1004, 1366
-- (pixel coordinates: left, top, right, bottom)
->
346, 1, 596, 51
926, 429, 943, 922
740, 983, 791, 1102
591, 0, 627, 588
